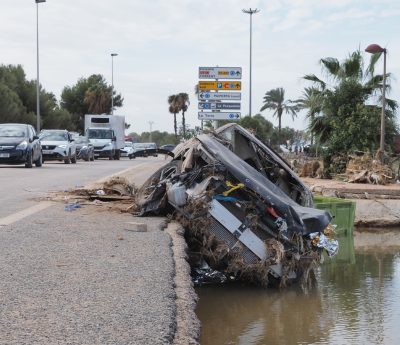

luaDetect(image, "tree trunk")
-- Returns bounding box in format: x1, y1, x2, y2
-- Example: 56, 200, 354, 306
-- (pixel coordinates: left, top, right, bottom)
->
278, 115, 282, 134
182, 111, 186, 139
174, 113, 177, 138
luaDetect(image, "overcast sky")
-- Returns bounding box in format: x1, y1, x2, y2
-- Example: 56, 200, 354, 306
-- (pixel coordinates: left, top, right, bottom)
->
1, 0, 399, 134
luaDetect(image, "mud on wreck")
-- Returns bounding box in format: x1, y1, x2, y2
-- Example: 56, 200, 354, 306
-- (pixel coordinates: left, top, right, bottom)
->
137, 124, 338, 288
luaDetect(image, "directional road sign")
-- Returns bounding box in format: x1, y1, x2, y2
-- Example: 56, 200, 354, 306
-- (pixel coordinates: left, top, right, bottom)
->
198, 81, 241, 91
198, 102, 241, 110
198, 112, 241, 121
198, 92, 241, 101
199, 67, 242, 79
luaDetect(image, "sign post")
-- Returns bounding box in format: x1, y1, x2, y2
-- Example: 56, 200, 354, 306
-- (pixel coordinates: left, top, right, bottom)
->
198, 66, 242, 128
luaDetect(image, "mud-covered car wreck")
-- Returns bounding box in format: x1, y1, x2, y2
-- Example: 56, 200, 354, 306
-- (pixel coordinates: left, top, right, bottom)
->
137, 124, 338, 288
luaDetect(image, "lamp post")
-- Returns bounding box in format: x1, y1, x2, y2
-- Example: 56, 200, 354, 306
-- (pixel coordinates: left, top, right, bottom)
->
35, 0, 46, 132
365, 44, 387, 162
111, 53, 118, 115
242, 8, 260, 117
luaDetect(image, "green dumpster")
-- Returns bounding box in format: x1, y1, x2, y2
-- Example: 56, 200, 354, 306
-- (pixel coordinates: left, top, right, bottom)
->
313, 195, 356, 264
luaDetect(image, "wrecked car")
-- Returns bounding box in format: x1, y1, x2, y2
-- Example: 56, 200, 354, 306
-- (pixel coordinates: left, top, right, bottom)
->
137, 124, 338, 287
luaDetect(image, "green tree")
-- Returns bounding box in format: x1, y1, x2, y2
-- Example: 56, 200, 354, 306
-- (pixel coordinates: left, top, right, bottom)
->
260, 87, 298, 134
61, 74, 123, 131
168, 94, 179, 138
303, 50, 398, 156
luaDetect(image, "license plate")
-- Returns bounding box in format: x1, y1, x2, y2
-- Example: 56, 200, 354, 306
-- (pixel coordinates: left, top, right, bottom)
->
94, 154, 100, 157
42, 150, 52, 154
0, 153, 10, 158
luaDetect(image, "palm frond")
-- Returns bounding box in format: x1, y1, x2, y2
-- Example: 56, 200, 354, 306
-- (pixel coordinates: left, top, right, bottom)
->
366, 52, 382, 76
320, 57, 340, 79
303, 74, 326, 89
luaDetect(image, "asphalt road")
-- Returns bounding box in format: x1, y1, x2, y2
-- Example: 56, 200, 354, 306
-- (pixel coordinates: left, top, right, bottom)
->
0, 157, 160, 219
0, 156, 178, 344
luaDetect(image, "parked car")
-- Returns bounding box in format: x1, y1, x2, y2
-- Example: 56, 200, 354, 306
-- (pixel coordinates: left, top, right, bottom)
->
160, 144, 176, 152
39, 129, 77, 164
129, 142, 158, 159
120, 141, 134, 157
75, 136, 94, 161
0, 123, 42, 168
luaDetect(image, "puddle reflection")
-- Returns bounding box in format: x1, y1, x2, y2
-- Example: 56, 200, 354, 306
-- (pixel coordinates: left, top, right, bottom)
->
196, 229, 400, 345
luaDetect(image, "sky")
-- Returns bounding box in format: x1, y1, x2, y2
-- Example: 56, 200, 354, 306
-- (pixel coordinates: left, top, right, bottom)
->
0, 0, 399, 134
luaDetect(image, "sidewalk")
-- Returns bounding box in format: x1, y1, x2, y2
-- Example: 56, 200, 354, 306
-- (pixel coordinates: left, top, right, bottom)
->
301, 177, 400, 227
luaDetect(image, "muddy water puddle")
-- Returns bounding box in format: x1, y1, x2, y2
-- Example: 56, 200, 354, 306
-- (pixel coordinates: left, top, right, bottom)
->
196, 229, 400, 345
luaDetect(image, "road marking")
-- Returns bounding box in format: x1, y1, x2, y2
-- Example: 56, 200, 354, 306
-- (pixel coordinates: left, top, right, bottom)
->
0, 201, 54, 226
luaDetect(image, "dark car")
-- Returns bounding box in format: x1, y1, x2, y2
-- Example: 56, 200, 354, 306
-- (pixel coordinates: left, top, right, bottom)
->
160, 144, 176, 152
0, 123, 42, 168
75, 136, 95, 161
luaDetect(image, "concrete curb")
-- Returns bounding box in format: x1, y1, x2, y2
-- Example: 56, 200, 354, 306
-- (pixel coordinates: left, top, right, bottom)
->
165, 222, 200, 345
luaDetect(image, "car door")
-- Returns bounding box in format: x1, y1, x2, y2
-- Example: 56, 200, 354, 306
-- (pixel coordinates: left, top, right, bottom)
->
28, 126, 37, 161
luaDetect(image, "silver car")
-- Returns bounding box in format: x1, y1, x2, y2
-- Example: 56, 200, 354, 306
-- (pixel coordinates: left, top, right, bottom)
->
39, 130, 77, 164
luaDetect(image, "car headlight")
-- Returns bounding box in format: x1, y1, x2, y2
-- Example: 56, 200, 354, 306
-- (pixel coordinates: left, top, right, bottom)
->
16, 141, 28, 150
58, 144, 67, 148
81, 146, 87, 150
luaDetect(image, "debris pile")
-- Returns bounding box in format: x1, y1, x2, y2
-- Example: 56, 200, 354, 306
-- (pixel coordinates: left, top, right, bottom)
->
346, 153, 394, 185
137, 124, 338, 288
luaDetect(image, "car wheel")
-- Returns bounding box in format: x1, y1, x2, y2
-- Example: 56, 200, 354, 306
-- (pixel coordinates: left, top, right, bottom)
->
35, 152, 43, 167
25, 150, 33, 168
71, 153, 77, 164
64, 151, 71, 164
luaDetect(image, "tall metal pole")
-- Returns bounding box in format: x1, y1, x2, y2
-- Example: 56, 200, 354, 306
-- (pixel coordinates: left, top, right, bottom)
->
111, 53, 118, 115
380, 49, 387, 159
35, 0, 46, 132
242, 8, 259, 117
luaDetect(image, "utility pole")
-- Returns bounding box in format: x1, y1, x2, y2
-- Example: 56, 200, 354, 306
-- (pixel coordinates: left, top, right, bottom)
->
242, 8, 260, 117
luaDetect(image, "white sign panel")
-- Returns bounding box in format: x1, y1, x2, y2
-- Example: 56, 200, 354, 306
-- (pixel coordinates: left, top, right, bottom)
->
198, 102, 241, 110
198, 112, 241, 121
198, 92, 241, 101
199, 67, 242, 79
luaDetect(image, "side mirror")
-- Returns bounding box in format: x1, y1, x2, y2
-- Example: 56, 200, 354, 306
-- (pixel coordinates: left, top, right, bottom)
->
33, 135, 39, 140
70, 139, 75, 142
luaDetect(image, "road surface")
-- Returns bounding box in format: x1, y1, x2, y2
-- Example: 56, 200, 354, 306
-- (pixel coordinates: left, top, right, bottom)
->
0, 156, 180, 345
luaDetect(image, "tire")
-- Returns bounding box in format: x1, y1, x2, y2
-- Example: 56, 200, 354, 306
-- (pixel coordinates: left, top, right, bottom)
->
34, 152, 43, 167
114, 150, 121, 160
71, 152, 77, 164
64, 150, 71, 164
25, 150, 33, 168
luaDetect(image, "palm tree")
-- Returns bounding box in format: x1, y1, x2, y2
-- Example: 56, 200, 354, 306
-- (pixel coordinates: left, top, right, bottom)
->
84, 85, 111, 114
177, 93, 190, 139
260, 87, 298, 134
168, 94, 179, 138
295, 87, 323, 145
303, 49, 396, 145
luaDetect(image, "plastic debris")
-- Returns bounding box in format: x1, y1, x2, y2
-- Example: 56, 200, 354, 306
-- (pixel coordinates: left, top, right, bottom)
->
96, 189, 105, 195
64, 203, 81, 212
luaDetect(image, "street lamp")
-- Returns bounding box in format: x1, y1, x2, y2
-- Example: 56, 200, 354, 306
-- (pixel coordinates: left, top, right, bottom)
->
111, 53, 118, 115
242, 8, 260, 117
35, 0, 46, 132
365, 44, 387, 162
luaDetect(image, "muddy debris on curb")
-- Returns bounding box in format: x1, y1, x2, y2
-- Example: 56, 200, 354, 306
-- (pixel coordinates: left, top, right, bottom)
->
43, 176, 138, 213
137, 124, 339, 289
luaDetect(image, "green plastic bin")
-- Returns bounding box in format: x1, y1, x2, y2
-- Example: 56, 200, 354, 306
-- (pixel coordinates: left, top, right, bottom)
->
313, 195, 356, 237
314, 195, 356, 264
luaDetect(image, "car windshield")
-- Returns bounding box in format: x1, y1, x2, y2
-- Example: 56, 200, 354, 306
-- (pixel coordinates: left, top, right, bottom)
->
124, 142, 133, 147
134, 143, 146, 149
75, 136, 89, 144
87, 129, 113, 139
40, 132, 68, 141
0, 125, 27, 137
